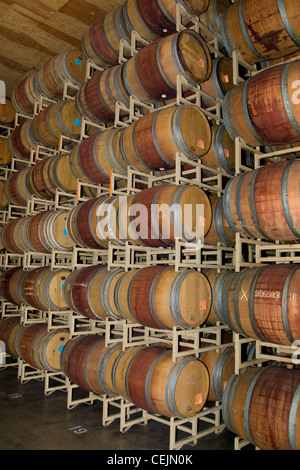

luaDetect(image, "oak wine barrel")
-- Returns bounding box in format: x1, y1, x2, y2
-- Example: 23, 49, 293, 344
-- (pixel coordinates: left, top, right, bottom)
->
60, 335, 121, 396
4, 166, 33, 207
200, 347, 235, 401
75, 64, 129, 124
37, 49, 87, 100
0, 318, 23, 358
222, 59, 300, 147
204, 195, 235, 247
119, 344, 210, 418
223, 160, 300, 242
220, 263, 300, 346
122, 184, 212, 247
63, 265, 123, 321
7, 120, 37, 159
114, 265, 212, 329
69, 127, 127, 184
200, 57, 235, 108
0, 97, 16, 126
81, 6, 131, 67
22, 266, 70, 311
65, 195, 124, 250
32, 99, 82, 148
1, 210, 74, 254
122, 29, 212, 104
0, 267, 25, 305
220, 0, 300, 64
119, 104, 212, 172
0, 317, 22, 357
203, 269, 233, 326
222, 366, 300, 450
200, 124, 236, 176
18, 323, 69, 371
199, 0, 231, 40
111, 345, 144, 401
0, 137, 12, 166
11, 73, 41, 116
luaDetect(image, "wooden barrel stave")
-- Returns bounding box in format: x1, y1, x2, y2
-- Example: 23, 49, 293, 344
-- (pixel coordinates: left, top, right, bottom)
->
222, 366, 300, 450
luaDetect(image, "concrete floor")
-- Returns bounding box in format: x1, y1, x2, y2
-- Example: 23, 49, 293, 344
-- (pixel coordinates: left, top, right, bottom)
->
0, 364, 243, 454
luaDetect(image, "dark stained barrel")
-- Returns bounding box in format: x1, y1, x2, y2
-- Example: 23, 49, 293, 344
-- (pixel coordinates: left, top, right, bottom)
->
223, 160, 300, 242
222, 366, 300, 450
220, 0, 300, 64
63, 265, 123, 321
7, 120, 37, 160
75, 64, 129, 125
11, 73, 41, 116
222, 60, 300, 147
122, 29, 212, 104
220, 263, 300, 346
69, 127, 127, 184
60, 335, 121, 396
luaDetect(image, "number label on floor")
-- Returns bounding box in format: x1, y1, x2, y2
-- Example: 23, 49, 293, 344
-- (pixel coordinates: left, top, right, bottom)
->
69, 425, 88, 435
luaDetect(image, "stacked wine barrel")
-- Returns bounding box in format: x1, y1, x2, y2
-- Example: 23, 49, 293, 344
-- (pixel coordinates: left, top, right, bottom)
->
1, 0, 300, 451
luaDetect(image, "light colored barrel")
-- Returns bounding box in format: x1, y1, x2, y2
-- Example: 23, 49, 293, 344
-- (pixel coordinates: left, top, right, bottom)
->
200, 57, 235, 108
1, 217, 31, 254
223, 160, 300, 242
0, 97, 15, 126
18, 323, 69, 371
28, 153, 77, 200
222, 366, 300, 450
37, 49, 87, 100
32, 99, 82, 148
220, 0, 300, 64
204, 195, 235, 247
22, 267, 70, 311
200, 347, 235, 401
126, 184, 212, 247
123, 344, 210, 418
201, 124, 235, 175
222, 60, 300, 147
119, 104, 212, 172
0, 137, 12, 166
115, 265, 211, 329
